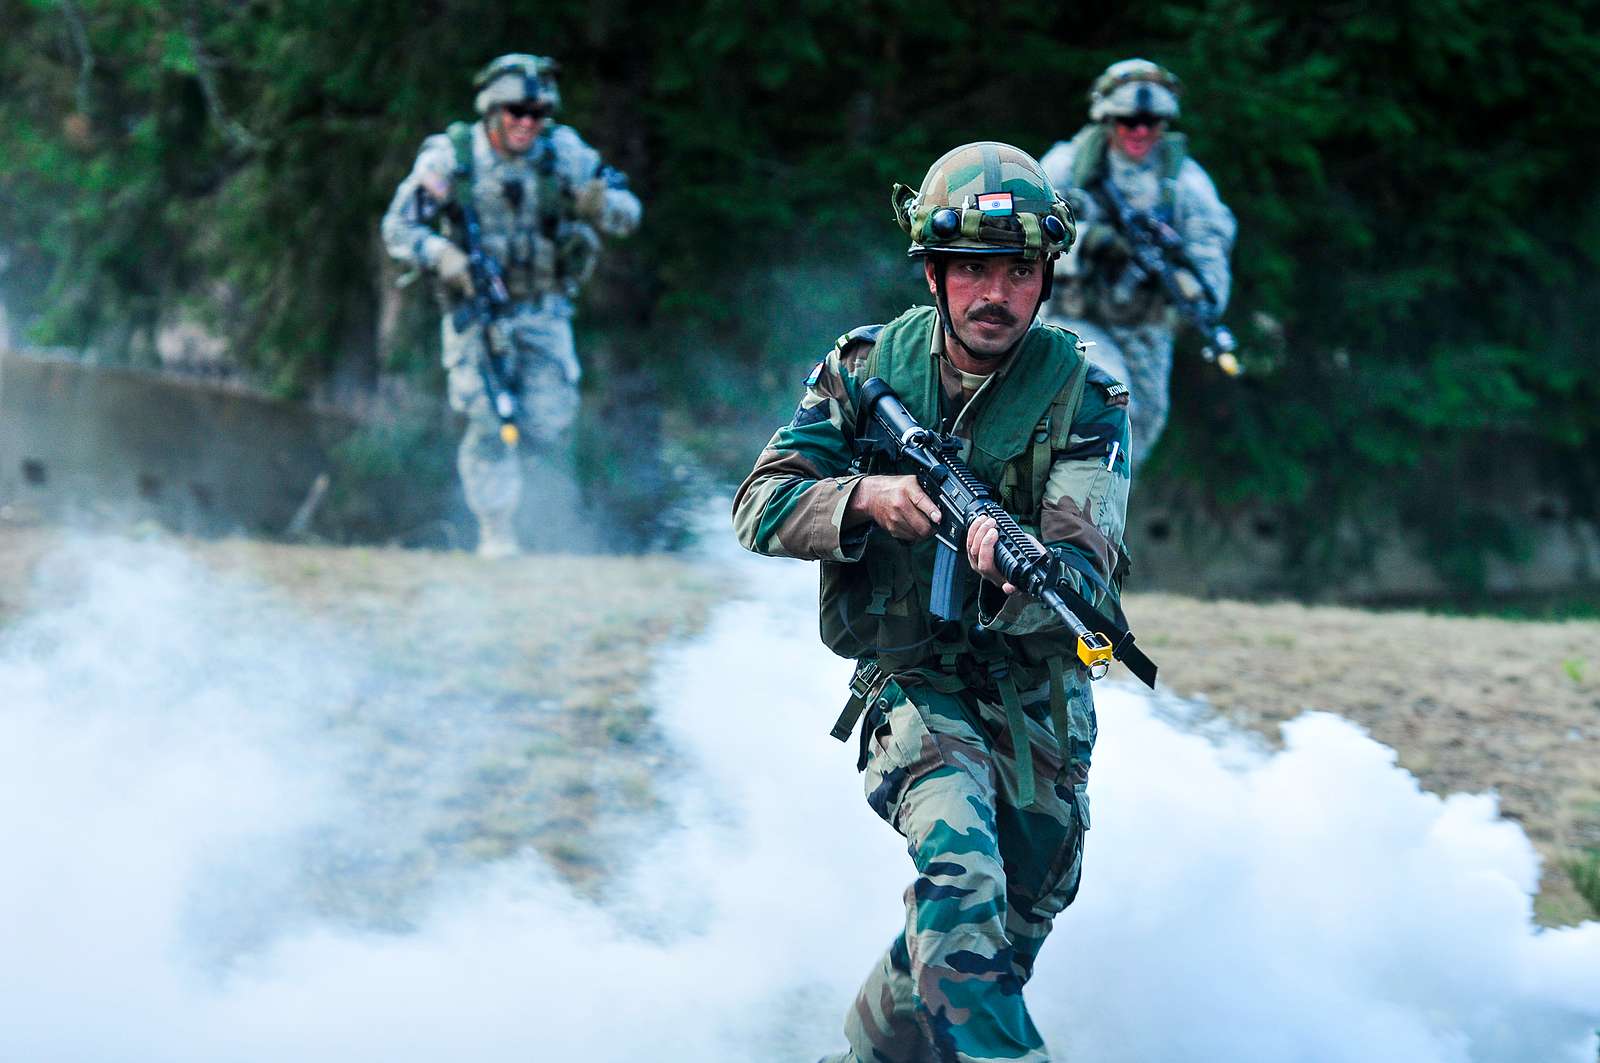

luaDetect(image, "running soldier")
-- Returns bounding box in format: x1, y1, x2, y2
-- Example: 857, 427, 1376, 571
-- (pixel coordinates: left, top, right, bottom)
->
1041, 58, 1235, 472
734, 142, 1134, 1063
382, 53, 640, 557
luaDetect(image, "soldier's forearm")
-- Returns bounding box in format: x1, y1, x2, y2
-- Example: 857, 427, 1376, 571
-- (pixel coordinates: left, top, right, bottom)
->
733, 473, 868, 560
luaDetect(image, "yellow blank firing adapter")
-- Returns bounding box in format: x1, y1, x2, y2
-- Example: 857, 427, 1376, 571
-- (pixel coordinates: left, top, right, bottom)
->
1077, 632, 1114, 680
1217, 352, 1241, 376
500, 423, 520, 447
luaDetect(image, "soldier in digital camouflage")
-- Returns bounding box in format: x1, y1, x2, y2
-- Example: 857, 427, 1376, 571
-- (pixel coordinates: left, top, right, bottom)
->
381, 53, 640, 558
1040, 58, 1236, 473
733, 142, 1134, 1062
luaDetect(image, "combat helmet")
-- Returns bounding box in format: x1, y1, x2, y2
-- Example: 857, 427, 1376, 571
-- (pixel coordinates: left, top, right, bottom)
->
891, 142, 1076, 355
473, 53, 561, 117
891, 141, 1075, 262
1088, 58, 1182, 122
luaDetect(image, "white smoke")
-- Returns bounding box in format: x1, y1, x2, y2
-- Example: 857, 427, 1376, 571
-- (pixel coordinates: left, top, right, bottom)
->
0, 534, 1595, 1062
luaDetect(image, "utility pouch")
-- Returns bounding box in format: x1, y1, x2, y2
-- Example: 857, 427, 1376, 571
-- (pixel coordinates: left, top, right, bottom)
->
555, 221, 601, 293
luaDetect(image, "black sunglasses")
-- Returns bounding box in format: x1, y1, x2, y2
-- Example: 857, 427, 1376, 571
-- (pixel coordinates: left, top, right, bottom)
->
501, 103, 550, 120
1114, 114, 1166, 130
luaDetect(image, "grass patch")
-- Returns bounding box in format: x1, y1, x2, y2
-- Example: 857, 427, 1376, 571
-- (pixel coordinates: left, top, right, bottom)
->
1568, 848, 1600, 920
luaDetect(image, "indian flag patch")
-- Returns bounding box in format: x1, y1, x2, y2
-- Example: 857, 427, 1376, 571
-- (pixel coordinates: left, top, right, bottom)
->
976, 191, 1014, 216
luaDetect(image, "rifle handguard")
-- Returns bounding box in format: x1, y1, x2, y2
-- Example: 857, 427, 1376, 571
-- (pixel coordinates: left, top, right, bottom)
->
858, 377, 1159, 689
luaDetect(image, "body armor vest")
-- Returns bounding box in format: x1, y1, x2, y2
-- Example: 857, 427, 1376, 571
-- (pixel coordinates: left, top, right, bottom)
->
819, 306, 1099, 685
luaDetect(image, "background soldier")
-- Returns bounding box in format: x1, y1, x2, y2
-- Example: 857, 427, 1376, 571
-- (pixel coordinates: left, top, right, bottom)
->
381, 53, 641, 558
734, 143, 1133, 1063
1040, 58, 1235, 473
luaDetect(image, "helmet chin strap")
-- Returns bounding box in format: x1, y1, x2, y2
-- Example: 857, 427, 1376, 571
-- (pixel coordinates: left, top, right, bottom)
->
933, 257, 1053, 364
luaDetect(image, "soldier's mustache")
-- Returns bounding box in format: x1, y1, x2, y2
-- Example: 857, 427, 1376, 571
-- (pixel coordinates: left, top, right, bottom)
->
968, 305, 1017, 326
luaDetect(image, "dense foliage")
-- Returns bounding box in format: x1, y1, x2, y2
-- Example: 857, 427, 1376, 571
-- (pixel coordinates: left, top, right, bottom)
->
3, 0, 1598, 587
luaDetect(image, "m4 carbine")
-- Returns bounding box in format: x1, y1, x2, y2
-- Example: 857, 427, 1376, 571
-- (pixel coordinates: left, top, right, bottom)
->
415, 187, 524, 447
1094, 176, 1241, 376
856, 377, 1157, 688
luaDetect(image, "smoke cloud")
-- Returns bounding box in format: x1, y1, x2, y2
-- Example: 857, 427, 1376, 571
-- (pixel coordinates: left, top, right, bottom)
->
0, 536, 1595, 1062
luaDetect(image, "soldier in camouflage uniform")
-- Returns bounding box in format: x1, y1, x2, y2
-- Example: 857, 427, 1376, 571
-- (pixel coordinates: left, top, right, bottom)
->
733, 143, 1133, 1063
381, 54, 641, 557
1040, 58, 1235, 473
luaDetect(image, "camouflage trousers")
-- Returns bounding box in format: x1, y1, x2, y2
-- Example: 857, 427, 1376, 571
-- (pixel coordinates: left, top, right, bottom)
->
1044, 315, 1173, 475
826, 669, 1095, 1063
441, 296, 581, 538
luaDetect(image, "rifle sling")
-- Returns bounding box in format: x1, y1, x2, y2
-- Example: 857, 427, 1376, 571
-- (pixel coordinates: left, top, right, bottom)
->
1052, 577, 1157, 687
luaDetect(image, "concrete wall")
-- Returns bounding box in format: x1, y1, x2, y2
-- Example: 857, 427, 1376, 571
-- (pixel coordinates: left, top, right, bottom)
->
0, 350, 354, 536
3, 346, 1596, 597
1126, 479, 1600, 601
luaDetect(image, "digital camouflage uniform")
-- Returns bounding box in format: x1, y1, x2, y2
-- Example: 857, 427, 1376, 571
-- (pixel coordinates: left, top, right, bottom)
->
380, 54, 640, 552
733, 144, 1133, 1063
1039, 59, 1235, 472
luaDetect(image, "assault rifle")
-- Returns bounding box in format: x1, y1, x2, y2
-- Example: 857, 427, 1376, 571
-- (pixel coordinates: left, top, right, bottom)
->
856, 378, 1158, 688
1094, 176, 1241, 376
415, 188, 523, 448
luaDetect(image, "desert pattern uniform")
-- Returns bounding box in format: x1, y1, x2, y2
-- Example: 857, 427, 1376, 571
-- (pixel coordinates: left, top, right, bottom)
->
1039, 60, 1234, 471
381, 55, 640, 549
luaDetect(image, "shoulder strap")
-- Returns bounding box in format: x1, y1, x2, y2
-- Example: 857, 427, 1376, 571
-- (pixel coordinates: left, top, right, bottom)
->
534, 126, 564, 239
446, 121, 475, 208
1066, 124, 1110, 192
1158, 132, 1188, 216
1008, 331, 1089, 519
858, 306, 941, 426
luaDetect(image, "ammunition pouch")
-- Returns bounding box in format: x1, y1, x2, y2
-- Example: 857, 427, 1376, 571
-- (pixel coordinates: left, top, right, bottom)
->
555, 221, 602, 295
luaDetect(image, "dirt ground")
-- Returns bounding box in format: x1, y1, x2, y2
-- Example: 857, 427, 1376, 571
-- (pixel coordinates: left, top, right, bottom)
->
0, 522, 722, 915
1123, 592, 1600, 925
3, 522, 1595, 924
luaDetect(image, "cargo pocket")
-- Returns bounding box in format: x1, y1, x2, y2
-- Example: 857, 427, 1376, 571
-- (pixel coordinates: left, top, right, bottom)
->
861, 682, 948, 832
1040, 782, 1090, 916
998, 764, 1089, 911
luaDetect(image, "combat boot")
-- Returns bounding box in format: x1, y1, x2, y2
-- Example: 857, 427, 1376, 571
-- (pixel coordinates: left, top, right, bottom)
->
475, 514, 521, 559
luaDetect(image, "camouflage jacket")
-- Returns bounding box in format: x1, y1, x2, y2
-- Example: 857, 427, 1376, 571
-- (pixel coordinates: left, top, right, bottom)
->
1040, 124, 1235, 323
380, 120, 640, 300
733, 308, 1132, 654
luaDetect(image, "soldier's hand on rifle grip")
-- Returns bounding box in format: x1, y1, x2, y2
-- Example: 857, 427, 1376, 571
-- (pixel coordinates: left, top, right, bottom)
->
433, 243, 473, 297
848, 475, 940, 542
968, 515, 1035, 595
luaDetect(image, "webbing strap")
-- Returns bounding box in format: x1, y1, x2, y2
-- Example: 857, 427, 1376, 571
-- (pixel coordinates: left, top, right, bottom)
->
447, 121, 475, 208
1019, 212, 1042, 254
993, 666, 1035, 808
830, 660, 884, 743
1046, 655, 1073, 768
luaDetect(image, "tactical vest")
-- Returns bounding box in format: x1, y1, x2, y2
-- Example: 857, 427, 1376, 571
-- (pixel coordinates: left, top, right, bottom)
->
818, 306, 1104, 688
445, 121, 598, 297
1066, 123, 1188, 218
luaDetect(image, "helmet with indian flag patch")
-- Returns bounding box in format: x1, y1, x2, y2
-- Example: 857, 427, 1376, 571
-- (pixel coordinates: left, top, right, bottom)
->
891, 141, 1075, 261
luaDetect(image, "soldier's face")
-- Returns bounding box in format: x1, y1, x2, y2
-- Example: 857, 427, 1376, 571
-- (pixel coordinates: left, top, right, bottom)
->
928, 255, 1044, 361
1111, 115, 1165, 161
491, 105, 546, 155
